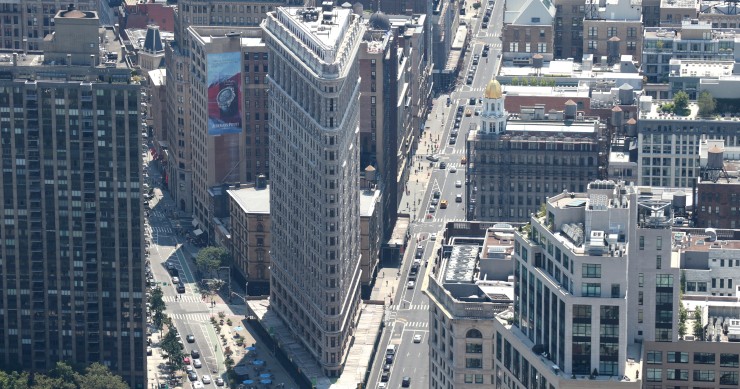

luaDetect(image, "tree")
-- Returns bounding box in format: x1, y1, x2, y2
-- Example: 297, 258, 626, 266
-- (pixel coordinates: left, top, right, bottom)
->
692, 309, 704, 339
150, 286, 167, 330
160, 325, 186, 372
678, 303, 688, 338
0, 370, 30, 389
697, 91, 716, 117
78, 363, 129, 389
194, 246, 231, 278
472, 1, 481, 9
673, 91, 689, 115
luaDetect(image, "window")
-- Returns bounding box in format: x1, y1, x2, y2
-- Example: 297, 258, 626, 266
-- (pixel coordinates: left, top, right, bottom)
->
667, 369, 688, 381
466, 343, 483, 353
611, 283, 620, 298
656, 255, 662, 269
646, 368, 662, 382
694, 352, 716, 364
466, 358, 483, 368
647, 351, 662, 364
638, 291, 643, 305
582, 283, 601, 297
607, 27, 617, 37
588, 26, 597, 37
686, 282, 696, 292
721, 371, 739, 385
693, 370, 715, 382
720, 353, 739, 367
656, 274, 673, 287
657, 236, 662, 250
667, 352, 689, 363
466, 329, 482, 338
582, 264, 601, 278
638, 273, 644, 287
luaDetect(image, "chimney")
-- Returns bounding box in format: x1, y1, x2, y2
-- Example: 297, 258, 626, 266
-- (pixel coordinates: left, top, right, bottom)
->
66, 53, 72, 65
90, 54, 96, 67
67, 3, 75, 12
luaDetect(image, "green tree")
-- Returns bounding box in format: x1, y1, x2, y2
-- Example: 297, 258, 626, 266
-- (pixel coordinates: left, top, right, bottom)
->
697, 91, 716, 117
692, 309, 703, 339
161, 325, 186, 372
78, 363, 129, 389
678, 303, 688, 338
472, 1, 481, 9
150, 286, 167, 330
194, 246, 231, 278
673, 91, 689, 115
0, 370, 30, 389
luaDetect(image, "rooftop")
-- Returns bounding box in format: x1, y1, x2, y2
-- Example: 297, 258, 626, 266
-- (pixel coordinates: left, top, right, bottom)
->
639, 101, 740, 121
148, 68, 166, 86
359, 189, 380, 217
505, 118, 599, 134
189, 26, 265, 47
660, 0, 697, 8
275, 5, 354, 59
227, 185, 270, 214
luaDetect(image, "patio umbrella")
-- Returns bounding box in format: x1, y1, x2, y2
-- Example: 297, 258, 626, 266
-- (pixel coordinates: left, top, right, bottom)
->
243, 379, 254, 384
252, 359, 265, 365
260, 379, 272, 384
246, 346, 257, 351
260, 373, 272, 378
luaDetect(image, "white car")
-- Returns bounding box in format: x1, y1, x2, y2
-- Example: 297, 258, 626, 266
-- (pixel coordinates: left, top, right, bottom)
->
449, 166, 457, 173
413, 334, 422, 343
215, 377, 225, 386
185, 365, 194, 373
378, 383, 387, 389
193, 382, 205, 389
430, 233, 437, 241
407, 281, 415, 289
202, 375, 212, 384
193, 359, 202, 368
172, 276, 180, 284
455, 180, 462, 188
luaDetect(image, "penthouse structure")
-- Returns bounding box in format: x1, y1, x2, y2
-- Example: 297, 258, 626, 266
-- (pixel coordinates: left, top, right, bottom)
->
0, 7, 145, 387
0, 0, 97, 52
582, 0, 644, 65
262, 4, 364, 376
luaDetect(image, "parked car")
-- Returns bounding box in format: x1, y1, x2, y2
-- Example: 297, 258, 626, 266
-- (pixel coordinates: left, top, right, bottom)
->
407, 281, 415, 289
381, 372, 389, 382
193, 359, 202, 368
191, 349, 200, 359
188, 371, 198, 381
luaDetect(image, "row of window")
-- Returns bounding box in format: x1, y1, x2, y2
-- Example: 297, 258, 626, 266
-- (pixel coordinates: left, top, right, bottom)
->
647, 351, 739, 366
645, 368, 738, 384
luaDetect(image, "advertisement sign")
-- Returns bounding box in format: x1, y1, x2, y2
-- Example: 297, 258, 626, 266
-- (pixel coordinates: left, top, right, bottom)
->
207, 52, 242, 136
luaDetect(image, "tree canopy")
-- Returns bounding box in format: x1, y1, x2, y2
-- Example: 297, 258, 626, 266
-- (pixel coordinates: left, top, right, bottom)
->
160, 325, 186, 372
150, 286, 167, 330
194, 246, 231, 278
697, 91, 716, 117
0, 362, 128, 389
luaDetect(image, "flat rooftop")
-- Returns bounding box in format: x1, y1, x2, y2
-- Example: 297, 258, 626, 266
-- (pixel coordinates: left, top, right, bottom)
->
227, 185, 270, 214
674, 60, 734, 79
506, 119, 598, 134
0, 26, 129, 70
609, 151, 632, 164
278, 6, 352, 52
639, 101, 740, 121
359, 189, 380, 217
501, 84, 590, 98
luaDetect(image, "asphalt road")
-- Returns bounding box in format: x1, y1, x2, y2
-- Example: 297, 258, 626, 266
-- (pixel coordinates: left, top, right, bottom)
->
367, 1, 505, 388
145, 160, 226, 388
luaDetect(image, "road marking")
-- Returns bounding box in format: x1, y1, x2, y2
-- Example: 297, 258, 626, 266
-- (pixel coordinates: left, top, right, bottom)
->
163, 295, 202, 303
170, 313, 212, 323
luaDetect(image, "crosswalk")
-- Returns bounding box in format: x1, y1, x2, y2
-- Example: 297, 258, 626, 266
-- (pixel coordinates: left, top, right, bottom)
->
149, 210, 167, 218
169, 313, 213, 323
150, 226, 173, 234
390, 304, 429, 311
404, 321, 429, 329
163, 295, 202, 303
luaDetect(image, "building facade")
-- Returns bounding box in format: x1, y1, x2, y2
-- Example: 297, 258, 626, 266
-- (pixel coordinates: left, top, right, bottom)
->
0, 8, 145, 388
642, 340, 740, 388
502, 0, 556, 63
262, 4, 364, 376
582, 0, 643, 65
0, 0, 97, 52
227, 184, 271, 294
467, 79, 605, 222
552, 0, 585, 60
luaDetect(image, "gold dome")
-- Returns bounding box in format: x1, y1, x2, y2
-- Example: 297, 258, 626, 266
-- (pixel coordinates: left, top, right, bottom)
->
484, 79, 503, 99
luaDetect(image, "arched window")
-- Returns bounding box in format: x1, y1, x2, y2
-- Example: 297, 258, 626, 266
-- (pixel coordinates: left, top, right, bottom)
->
466, 329, 483, 338
256, 223, 264, 232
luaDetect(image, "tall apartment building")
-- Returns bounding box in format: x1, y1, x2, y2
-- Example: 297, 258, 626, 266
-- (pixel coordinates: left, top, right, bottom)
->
467, 79, 605, 222
164, 0, 286, 224
636, 101, 740, 188
262, 4, 365, 376
552, 0, 585, 60
0, 0, 97, 52
0, 7, 144, 388
583, 0, 643, 65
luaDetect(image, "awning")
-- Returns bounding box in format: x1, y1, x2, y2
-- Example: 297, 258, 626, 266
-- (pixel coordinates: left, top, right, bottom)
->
193, 229, 203, 236
191, 218, 200, 228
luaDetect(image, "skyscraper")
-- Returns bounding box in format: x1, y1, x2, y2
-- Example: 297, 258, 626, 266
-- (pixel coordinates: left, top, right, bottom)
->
262, 4, 365, 377
0, 7, 145, 388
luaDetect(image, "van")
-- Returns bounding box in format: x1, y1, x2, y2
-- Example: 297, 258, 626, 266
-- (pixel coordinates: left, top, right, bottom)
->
386, 344, 396, 356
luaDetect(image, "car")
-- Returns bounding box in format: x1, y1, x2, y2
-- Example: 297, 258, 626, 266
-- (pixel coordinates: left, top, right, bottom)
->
166, 262, 174, 271
413, 334, 422, 343
191, 349, 200, 359
456, 194, 463, 202
428, 205, 435, 213
193, 382, 204, 389
202, 375, 212, 384
482, 50, 488, 57
193, 359, 202, 368
186, 334, 195, 343
171, 276, 180, 284
439, 162, 447, 169
433, 191, 441, 199
407, 281, 415, 289
449, 137, 456, 145
426, 154, 440, 162
440, 200, 448, 209
385, 354, 394, 364
454, 121, 460, 129
383, 364, 391, 372
456, 180, 462, 188
430, 198, 439, 206
188, 371, 198, 381
430, 233, 437, 241
381, 372, 389, 382
402, 376, 411, 387
147, 347, 152, 356
177, 339, 185, 350
461, 156, 467, 164
378, 383, 387, 389
465, 109, 472, 117
184, 356, 191, 365
215, 377, 225, 386
466, 76, 473, 85
185, 365, 194, 373
482, 22, 488, 28
176, 282, 186, 294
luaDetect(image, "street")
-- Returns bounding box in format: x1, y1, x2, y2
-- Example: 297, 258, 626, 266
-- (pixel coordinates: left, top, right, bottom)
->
367, 0, 505, 387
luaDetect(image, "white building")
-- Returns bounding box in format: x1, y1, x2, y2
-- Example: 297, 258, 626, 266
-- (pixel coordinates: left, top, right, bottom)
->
261, 3, 365, 377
